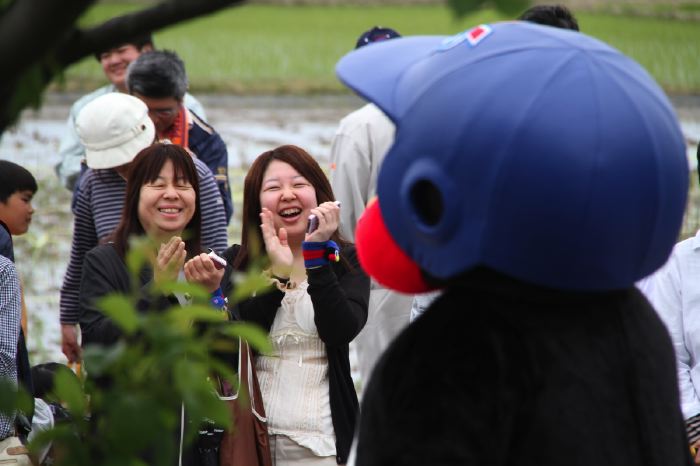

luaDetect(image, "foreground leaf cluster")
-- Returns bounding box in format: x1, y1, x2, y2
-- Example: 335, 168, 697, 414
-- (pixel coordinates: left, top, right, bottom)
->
2, 239, 271, 466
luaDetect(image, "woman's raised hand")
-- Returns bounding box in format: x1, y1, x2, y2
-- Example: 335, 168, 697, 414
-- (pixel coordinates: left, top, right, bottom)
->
305, 201, 340, 243
184, 253, 225, 293
154, 236, 186, 285
260, 207, 293, 278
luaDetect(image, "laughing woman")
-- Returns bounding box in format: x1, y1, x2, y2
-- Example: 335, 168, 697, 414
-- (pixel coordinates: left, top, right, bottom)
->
220, 145, 370, 465
78, 142, 222, 347
77, 143, 227, 465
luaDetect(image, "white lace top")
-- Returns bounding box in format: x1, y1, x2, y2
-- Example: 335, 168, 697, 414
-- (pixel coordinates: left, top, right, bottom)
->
256, 280, 336, 456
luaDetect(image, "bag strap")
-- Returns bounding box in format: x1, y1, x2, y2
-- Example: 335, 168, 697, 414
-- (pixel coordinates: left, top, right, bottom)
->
240, 338, 267, 422
218, 337, 268, 422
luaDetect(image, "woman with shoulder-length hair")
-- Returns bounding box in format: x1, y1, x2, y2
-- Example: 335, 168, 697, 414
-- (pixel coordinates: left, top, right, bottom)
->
78, 142, 229, 465
219, 144, 370, 465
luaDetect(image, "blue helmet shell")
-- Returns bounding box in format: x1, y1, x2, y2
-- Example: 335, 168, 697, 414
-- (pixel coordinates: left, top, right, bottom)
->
336, 22, 688, 290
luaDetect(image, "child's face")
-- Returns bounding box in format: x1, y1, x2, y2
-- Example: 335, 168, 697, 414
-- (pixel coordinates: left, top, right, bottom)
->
0, 190, 34, 235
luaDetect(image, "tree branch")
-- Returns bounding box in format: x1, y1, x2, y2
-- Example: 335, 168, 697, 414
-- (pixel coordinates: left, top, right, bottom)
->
0, 0, 245, 133
0, 0, 95, 78
57, 0, 246, 68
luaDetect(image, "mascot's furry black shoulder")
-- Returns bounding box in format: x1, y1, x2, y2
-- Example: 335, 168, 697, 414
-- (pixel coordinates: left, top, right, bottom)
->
336, 22, 691, 466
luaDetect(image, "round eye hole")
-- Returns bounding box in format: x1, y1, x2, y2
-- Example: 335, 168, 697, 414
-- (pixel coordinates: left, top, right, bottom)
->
410, 179, 443, 227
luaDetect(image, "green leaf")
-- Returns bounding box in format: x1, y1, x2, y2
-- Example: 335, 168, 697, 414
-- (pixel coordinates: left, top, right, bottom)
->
218, 322, 272, 354
180, 304, 229, 323
98, 294, 140, 334
0, 377, 18, 415
230, 270, 272, 304
82, 341, 127, 377
53, 367, 86, 418
173, 360, 230, 429
493, 0, 531, 16
126, 237, 153, 277
0, 378, 35, 422
157, 280, 209, 301
446, 0, 484, 18
99, 393, 178, 466
15, 386, 34, 415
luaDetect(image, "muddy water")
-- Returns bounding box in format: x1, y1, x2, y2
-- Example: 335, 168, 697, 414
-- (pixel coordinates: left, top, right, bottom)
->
1, 92, 698, 367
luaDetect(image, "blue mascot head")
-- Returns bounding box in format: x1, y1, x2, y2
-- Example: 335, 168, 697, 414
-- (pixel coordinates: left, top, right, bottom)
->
337, 22, 688, 292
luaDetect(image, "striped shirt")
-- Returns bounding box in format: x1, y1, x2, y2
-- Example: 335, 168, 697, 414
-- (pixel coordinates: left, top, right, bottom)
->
0, 255, 20, 439
59, 158, 228, 324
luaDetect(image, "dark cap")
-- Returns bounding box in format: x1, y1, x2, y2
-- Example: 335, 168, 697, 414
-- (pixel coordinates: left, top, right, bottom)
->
356, 26, 401, 49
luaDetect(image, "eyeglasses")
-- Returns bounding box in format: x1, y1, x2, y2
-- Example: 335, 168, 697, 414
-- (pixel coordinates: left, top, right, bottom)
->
148, 107, 179, 118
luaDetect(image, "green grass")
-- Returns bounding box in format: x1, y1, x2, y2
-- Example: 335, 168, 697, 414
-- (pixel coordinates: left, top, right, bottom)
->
56, 3, 700, 94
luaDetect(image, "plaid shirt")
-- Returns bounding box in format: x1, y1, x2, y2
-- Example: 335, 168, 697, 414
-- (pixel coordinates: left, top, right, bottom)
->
0, 255, 20, 439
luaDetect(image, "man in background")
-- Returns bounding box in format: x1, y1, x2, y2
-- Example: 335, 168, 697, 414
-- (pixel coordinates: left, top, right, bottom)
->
127, 50, 233, 223
518, 3, 579, 30
55, 28, 207, 193
329, 26, 412, 389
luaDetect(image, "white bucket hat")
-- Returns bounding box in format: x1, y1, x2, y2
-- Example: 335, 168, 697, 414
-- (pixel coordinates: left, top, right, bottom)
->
76, 93, 155, 169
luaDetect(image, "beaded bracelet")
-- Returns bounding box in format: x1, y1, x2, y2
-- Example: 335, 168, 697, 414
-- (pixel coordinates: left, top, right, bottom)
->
302, 240, 340, 269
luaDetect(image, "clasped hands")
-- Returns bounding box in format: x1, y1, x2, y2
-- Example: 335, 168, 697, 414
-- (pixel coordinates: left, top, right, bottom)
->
153, 236, 224, 293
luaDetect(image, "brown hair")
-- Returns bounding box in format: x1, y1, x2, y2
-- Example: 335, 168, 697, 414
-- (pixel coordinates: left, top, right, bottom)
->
234, 144, 348, 270
110, 143, 202, 259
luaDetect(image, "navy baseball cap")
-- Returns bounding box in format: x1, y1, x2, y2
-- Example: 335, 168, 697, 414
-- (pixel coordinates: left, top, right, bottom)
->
355, 26, 401, 49
337, 22, 688, 291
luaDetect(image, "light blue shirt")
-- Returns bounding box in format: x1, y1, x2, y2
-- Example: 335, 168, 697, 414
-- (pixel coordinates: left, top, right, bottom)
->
646, 229, 700, 420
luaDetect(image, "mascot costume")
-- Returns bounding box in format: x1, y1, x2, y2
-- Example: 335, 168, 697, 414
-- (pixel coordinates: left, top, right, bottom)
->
336, 22, 692, 465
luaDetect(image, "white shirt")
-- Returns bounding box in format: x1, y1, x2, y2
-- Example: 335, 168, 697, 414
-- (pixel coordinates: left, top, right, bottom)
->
647, 230, 700, 420
329, 103, 394, 241
256, 281, 335, 456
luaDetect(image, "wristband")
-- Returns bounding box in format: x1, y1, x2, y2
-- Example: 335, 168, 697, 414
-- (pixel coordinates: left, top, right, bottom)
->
210, 287, 227, 311
302, 240, 340, 269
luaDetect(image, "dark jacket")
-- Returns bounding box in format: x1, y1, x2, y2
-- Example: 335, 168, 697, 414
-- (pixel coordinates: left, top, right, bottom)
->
78, 243, 206, 465
222, 244, 370, 464
0, 220, 13, 261
354, 267, 692, 466
78, 243, 176, 347
189, 112, 233, 225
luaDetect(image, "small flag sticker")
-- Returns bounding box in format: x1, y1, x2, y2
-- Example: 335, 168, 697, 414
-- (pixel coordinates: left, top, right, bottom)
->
466, 24, 492, 46
438, 24, 493, 52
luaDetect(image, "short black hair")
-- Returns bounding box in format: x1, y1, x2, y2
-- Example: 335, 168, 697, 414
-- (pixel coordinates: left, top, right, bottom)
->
0, 161, 37, 203
518, 4, 580, 31
93, 20, 154, 61
126, 50, 188, 100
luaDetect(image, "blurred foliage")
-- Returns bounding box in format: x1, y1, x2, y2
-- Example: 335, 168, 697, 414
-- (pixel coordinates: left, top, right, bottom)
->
1, 237, 271, 465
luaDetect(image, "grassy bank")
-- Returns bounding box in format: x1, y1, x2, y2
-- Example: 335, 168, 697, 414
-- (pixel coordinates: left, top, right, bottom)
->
57, 4, 700, 93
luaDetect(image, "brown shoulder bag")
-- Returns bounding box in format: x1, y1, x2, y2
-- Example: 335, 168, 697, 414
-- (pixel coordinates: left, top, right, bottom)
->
219, 338, 272, 466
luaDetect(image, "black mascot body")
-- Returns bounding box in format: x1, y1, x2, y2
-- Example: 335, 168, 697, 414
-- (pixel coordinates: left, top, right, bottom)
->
336, 22, 692, 466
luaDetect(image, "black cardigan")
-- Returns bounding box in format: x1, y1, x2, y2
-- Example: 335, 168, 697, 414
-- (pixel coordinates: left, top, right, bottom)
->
78, 243, 177, 347
221, 244, 370, 464
78, 243, 205, 466
353, 267, 691, 466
